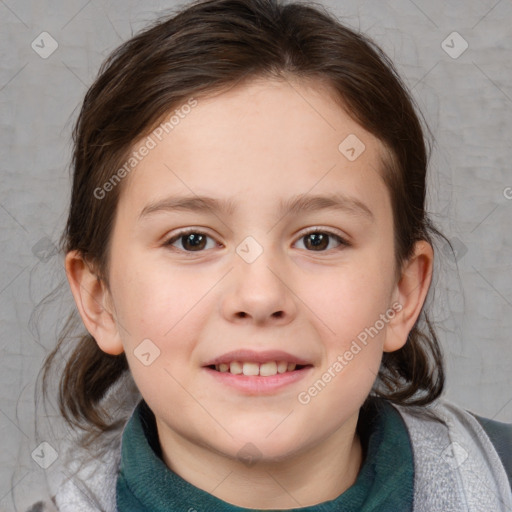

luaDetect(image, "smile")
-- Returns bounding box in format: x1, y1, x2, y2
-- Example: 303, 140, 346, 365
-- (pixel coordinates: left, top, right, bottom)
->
209, 361, 308, 376
202, 349, 314, 394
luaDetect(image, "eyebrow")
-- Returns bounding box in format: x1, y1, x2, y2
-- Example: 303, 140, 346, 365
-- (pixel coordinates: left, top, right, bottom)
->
138, 193, 374, 221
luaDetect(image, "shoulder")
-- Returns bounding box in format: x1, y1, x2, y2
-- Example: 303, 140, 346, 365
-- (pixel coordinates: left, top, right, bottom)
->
45, 373, 139, 512
470, 412, 512, 443
392, 399, 512, 503
394, 398, 511, 460
398, 400, 511, 453
469, 412, 512, 487
394, 397, 511, 435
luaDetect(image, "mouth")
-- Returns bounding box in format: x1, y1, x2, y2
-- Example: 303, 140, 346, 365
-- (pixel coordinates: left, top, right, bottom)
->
202, 348, 314, 394
206, 361, 312, 377
202, 349, 314, 392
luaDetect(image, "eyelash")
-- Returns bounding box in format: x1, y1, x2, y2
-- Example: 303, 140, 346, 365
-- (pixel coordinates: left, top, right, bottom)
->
163, 227, 350, 254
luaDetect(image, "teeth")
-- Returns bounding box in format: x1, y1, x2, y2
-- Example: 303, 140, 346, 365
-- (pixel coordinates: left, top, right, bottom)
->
242, 362, 259, 376
214, 360, 303, 376
259, 361, 277, 376
277, 361, 288, 374
229, 361, 243, 374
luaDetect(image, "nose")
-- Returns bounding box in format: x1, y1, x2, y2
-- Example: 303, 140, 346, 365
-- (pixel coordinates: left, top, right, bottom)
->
220, 250, 298, 326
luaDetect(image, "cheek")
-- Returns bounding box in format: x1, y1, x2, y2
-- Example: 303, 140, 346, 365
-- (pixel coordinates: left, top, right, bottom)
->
295, 268, 392, 424
110, 253, 203, 341
300, 258, 395, 340
108, 253, 215, 380
112, 266, 207, 414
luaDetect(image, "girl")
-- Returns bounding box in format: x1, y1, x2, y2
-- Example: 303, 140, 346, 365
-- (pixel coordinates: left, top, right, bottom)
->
34, 0, 511, 510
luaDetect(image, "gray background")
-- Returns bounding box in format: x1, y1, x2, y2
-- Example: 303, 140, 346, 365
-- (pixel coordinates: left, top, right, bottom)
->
1, 0, 511, 510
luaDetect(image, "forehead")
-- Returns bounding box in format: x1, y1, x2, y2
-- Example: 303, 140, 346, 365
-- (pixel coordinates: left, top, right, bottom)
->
119, 78, 391, 222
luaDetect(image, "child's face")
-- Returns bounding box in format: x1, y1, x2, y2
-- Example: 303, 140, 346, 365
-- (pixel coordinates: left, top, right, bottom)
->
105, 78, 404, 464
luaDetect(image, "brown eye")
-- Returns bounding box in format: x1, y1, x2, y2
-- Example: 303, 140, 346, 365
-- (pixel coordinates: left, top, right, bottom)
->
181, 233, 207, 251
295, 230, 347, 252
165, 231, 216, 252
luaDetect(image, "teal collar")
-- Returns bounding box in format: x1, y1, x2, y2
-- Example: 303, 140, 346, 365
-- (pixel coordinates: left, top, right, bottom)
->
116, 397, 414, 511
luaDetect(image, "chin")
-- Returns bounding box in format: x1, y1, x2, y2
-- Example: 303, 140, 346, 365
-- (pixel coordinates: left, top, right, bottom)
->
225, 429, 307, 464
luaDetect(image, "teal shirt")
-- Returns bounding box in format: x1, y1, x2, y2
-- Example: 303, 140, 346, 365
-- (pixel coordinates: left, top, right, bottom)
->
116, 397, 414, 511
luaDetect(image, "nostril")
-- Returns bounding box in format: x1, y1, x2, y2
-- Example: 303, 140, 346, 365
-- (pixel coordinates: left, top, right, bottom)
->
272, 311, 284, 318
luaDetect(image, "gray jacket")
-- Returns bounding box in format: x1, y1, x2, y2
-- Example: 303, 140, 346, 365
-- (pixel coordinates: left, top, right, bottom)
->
27, 398, 512, 512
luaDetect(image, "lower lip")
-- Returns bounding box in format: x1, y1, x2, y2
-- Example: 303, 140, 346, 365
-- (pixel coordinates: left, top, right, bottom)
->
203, 366, 313, 395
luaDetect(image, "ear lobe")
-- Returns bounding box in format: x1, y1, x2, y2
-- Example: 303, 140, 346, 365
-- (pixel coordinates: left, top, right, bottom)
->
383, 240, 434, 353
65, 250, 125, 355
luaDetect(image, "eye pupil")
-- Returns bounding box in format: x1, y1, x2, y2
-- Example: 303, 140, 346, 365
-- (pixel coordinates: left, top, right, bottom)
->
305, 233, 328, 251
183, 233, 206, 251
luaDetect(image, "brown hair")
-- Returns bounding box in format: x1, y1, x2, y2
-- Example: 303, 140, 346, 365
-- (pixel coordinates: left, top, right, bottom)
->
43, 0, 445, 441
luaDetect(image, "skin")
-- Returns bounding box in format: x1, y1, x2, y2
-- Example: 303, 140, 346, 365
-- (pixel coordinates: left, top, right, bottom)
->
67, 77, 433, 509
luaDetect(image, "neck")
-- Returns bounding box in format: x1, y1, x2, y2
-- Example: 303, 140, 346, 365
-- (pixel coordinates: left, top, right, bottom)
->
156, 414, 363, 509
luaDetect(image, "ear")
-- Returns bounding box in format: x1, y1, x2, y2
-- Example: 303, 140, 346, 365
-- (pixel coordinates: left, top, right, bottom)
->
383, 240, 433, 353
65, 250, 124, 355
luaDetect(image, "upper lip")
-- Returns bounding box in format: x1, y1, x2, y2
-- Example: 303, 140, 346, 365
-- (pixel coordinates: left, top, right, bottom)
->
203, 349, 312, 367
